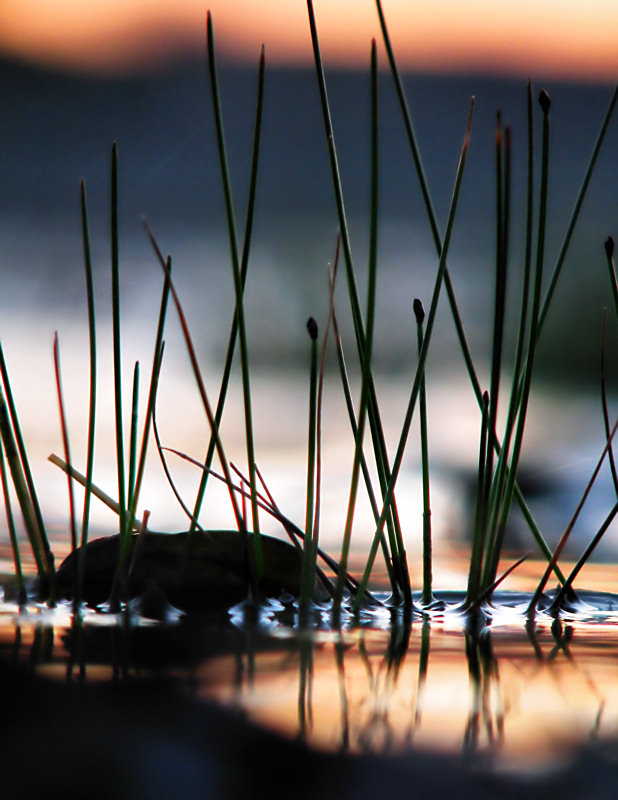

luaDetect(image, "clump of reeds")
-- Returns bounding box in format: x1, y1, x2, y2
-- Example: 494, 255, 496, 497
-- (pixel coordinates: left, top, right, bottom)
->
0, 3, 617, 626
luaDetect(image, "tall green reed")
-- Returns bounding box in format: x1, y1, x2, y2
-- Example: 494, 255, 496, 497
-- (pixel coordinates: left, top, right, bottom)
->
307, 0, 410, 608
204, 13, 262, 572
374, 0, 618, 584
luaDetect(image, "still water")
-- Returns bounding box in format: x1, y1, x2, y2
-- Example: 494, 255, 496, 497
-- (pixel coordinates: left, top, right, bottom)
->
2, 558, 618, 773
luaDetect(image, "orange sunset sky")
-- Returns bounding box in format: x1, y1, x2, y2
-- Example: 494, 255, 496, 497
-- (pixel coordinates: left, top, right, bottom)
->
1, 0, 617, 81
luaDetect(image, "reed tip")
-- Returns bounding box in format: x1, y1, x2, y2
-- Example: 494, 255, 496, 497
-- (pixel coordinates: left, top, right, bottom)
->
605, 236, 615, 259
413, 298, 425, 325
306, 317, 319, 340
538, 89, 551, 114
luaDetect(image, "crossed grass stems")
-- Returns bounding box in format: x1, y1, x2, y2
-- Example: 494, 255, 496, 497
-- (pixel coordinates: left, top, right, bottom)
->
1, 1, 618, 626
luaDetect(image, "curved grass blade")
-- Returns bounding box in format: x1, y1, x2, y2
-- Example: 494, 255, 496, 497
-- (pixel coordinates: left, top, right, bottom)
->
152, 248, 257, 603
528, 416, 618, 617
551, 501, 618, 613
78, 178, 97, 597
53, 333, 77, 555
152, 398, 206, 533
167, 449, 382, 605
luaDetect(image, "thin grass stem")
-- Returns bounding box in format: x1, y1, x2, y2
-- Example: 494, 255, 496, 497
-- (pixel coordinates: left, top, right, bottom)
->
466, 392, 489, 605
300, 318, 319, 621
536, 84, 618, 337
551, 501, 618, 610
169, 450, 378, 602
110, 142, 127, 544
207, 13, 261, 572
310, 238, 339, 577
330, 297, 398, 596
333, 40, 382, 621
353, 100, 475, 614
605, 237, 618, 320
0, 343, 54, 578
528, 417, 618, 616
414, 299, 432, 605
190, 44, 266, 536
0, 436, 26, 604
375, 0, 587, 576
53, 333, 77, 556
78, 178, 97, 600
127, 362, 140, 513
307, 0, 406, 587
152, 397, 206, 533
154, 253, 256, 601
483, 91, 551, 591
600, 310, 618, 495
49, 454, 140, 530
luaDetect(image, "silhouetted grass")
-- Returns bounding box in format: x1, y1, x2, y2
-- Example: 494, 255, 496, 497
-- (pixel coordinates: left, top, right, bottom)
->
0, 10, 617, 631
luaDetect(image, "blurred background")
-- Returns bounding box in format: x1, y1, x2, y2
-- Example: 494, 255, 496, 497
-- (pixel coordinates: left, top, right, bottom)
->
1, 1, 617, 569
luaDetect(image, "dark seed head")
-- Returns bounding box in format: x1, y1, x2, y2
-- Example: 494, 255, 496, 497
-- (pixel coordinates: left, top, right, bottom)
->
306, 317, 319, 340
538, 89, 551, 114
413, 298, 425, 325
605, 236, 615, 259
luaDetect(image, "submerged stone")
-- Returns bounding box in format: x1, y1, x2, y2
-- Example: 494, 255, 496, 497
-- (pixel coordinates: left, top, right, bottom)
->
53, 530, 312, 612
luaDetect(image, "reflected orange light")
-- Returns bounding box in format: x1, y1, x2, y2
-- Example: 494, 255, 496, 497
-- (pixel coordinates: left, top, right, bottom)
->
1, 0, 617, 80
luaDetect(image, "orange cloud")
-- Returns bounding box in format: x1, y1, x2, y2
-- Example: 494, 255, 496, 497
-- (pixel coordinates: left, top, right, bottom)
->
0, 0, 617, 80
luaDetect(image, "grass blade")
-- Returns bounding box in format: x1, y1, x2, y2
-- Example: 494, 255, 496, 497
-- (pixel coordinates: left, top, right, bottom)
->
307, 0, 406, 585
466, 392, 490, 605
153, 249, 257, 601
0, 345, 54, 586
78, 178, 97, 597
414, 299, 432, 606
206, 13, 261, 572
375, 0, 597, 575
191, 45, 265, 536
48, 453, 140, 529
330, 290, 398, 597
354, 99, 475, 614
600, 310, 618, 495
0, 435, 26, 604
299, 318, 319, 622
551, 501, 618, 612
528, 416, 618, 616
536, 84, 618, 336
333, 40, 383, 621
53, 333, 77, 555
127, 362, 139, 513
605, 236, 618, 320
483, 91, 552, 591
110, 142, 127, 544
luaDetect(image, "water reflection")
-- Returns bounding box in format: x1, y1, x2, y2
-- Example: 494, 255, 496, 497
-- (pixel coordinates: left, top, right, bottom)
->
3, 592, 618, 771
